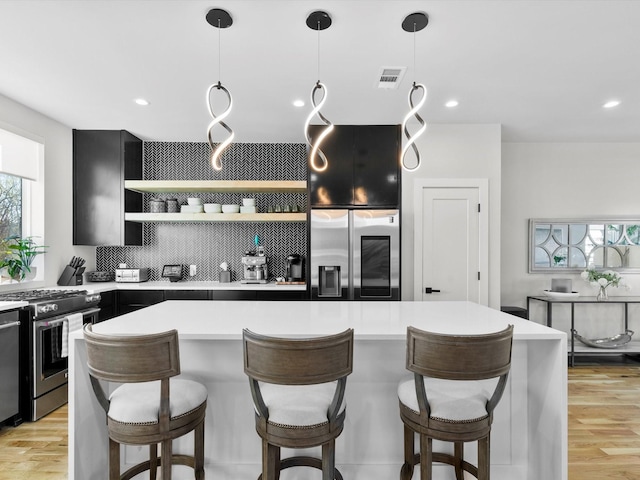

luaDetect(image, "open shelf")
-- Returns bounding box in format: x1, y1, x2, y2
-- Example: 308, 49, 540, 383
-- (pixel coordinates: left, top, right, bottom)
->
125, 180, 307, 194
125, 212, 306, 223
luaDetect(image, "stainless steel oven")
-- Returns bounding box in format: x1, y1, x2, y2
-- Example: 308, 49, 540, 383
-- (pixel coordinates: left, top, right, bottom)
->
0, 289, 101, 422
32, 307, 99, 420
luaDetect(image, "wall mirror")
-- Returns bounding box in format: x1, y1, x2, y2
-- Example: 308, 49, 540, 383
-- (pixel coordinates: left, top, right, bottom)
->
529, 219, 640, 273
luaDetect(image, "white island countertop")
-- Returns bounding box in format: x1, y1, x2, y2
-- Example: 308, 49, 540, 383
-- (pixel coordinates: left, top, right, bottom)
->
72, 300, 567, 480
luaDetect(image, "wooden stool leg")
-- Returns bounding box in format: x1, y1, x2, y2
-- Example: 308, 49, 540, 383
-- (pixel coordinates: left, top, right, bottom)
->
149, 443, 158, 480
322, 439, 336, 480
262, 439, 280, 480
109, 438, 120, 480
401, 424, 415, 480
419, 434, 432, 480
454, 442, 464, 480
478, 435, 490, 480
161, 438, 172, 480
194, 421, 205, 480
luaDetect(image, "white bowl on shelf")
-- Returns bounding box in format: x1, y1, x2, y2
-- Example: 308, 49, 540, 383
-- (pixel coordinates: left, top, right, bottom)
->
222, 204, 240, 214
187, 197, 202, 206
204, 203, 222, 213
181, 205, 204, 213
242, 198, 255, 207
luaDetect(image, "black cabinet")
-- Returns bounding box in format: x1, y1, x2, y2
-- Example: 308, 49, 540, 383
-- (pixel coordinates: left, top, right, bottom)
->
97, 290, 116, 322
73, 130, 143, 245
256, 290, 308, 301
116, 290, 164, 315
165, 290, 210, 300
309, 125, 400, 208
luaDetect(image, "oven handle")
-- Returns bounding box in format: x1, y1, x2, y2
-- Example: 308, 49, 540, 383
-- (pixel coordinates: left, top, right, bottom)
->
0, 320, 20, 330
34, 308, 101, 328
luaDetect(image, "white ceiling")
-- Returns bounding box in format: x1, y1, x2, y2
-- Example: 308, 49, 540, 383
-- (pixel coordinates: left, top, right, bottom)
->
1, 0, 639, 143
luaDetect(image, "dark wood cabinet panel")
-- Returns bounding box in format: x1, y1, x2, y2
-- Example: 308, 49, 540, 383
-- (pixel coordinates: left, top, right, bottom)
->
211, 290, 256, 300
97, 290, 116, 322
73, 130, 142, 245
309, 125, 400, 208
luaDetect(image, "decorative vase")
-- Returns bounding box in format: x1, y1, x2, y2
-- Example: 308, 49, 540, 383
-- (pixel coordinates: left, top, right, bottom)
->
597, 285, 608, 302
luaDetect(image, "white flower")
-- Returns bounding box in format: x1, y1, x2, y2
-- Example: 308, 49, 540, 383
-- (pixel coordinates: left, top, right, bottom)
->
597, 278, 608, 286
580, 271, 589, 281
603, 270, 616, 277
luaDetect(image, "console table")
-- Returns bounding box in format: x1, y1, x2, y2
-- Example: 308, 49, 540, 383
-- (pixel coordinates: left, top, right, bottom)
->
527, 295, 640, 366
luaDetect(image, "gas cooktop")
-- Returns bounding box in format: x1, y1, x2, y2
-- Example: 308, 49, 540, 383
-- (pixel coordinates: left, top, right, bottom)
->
0, 289, 88, 303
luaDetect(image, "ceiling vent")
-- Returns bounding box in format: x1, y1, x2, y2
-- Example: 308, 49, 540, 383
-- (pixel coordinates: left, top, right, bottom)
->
376, 67, 406, 89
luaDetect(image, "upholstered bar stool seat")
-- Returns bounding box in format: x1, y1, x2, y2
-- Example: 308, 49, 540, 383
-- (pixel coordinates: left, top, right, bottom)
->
242, 328, 354, 480
84, 324, 207, 480
398, 325, 513, 480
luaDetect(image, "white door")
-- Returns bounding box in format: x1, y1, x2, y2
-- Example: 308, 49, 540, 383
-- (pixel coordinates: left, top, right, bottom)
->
414, 180, 488, 304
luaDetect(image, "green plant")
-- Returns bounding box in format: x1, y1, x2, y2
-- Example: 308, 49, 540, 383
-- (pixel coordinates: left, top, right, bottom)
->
0, 236, 47, 281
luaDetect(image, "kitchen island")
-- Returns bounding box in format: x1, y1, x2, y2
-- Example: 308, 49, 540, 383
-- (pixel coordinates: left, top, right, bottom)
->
69, 300, 567, 480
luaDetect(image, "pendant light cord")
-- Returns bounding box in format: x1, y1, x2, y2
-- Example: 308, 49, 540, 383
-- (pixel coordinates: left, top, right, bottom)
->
317, 21, 321, 82
218, 19, 222, 84
413, 22, 416, 84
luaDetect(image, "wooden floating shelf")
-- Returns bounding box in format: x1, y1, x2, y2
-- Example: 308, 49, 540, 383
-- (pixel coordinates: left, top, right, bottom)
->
125, 180, 307, 194
125, 212, 307, 223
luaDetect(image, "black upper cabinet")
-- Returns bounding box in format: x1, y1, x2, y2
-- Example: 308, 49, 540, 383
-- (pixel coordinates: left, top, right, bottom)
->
73, 130, 143, 246
308, 125, 400, 208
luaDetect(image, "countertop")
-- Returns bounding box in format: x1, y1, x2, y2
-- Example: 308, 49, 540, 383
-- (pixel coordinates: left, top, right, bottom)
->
91, 299, 564, 341
50, 280, 307, 293
0, 301, 27, 312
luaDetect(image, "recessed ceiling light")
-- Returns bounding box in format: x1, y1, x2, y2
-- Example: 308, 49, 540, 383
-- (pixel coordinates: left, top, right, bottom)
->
603, 100, 620, 108
293, 99, 305, 107
445, 100, 459, 108
134, 98, 150, 106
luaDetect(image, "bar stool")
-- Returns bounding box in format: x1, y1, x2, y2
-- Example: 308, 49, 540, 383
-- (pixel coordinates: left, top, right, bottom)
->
242, 328, 354, 480
398, 325, 513, 480
83, 324, 207, 480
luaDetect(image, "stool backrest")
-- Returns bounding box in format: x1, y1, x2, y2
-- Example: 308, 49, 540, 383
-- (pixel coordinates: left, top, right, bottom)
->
243, 328, 354, 385
84, 324, 181, 383
406, 325, 513, 381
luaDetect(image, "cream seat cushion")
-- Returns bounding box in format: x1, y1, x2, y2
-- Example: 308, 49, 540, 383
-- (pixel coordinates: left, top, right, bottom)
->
109, 378, 208, 424
259, 381, 344, 428
398, 377, 492, 423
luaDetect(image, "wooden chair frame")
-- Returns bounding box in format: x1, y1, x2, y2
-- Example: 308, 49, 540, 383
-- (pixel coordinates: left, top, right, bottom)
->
400, 325, 514, 480
243, 328, 354, 480
83, 324, 206, 480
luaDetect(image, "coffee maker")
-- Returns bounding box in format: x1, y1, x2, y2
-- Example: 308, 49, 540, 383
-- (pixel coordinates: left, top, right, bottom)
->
241, 255, 268, 283
285, 254, 304, 282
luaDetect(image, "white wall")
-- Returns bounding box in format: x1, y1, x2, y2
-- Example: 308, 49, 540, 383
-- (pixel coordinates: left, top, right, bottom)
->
502, 142, 640, 336
0, 93, 95, 291
401, 124, 502, 308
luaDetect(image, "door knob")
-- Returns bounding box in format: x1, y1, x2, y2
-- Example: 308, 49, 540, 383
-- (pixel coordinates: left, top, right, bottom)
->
425, 287, 441, 294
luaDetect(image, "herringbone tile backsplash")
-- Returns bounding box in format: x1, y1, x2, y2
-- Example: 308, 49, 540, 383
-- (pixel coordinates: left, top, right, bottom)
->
96, 142, 307, 282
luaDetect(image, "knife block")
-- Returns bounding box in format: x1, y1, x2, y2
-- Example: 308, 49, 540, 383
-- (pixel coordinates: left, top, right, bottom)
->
57, 266, 83, 286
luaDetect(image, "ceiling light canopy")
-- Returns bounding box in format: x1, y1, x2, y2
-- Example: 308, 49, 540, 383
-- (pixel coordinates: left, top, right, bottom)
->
205, 8, 235, 172
400, 12, 429, 173
304, 10, 334, 173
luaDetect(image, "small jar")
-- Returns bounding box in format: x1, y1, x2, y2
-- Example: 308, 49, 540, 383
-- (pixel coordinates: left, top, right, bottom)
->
149, 198, 166, 213
166, 198, 179, 213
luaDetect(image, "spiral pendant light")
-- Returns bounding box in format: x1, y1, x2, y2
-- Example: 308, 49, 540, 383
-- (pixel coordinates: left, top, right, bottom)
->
304, 10, 334, 173
401, 12, 429, 172
205, 8, 234, 171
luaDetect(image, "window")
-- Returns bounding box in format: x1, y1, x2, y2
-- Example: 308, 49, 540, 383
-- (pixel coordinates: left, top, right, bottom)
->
0, 172, 22, 239
0, 127, 44, 284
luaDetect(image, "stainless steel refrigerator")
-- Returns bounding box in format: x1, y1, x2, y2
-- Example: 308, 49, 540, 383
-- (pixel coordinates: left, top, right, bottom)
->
310, 209, 400, 300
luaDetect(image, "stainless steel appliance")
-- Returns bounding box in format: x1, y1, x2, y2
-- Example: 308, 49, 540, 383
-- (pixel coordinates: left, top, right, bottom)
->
0, 310, 20, 425
0, 289, 101, 421
241, 255, 268, 283
115, 267, 149, 282
286, 254, 304, 282
310, 209, 400, 300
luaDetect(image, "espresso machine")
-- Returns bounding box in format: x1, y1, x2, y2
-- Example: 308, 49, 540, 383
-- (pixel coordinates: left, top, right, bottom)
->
241, 254, 268, 284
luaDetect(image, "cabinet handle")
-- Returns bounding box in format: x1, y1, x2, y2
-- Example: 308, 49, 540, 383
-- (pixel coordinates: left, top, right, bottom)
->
0, 321, 20, 330
425, 287, 441, 294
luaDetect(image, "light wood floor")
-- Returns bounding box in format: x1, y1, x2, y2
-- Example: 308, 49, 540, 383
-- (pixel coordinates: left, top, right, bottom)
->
1, 364, 640, 479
